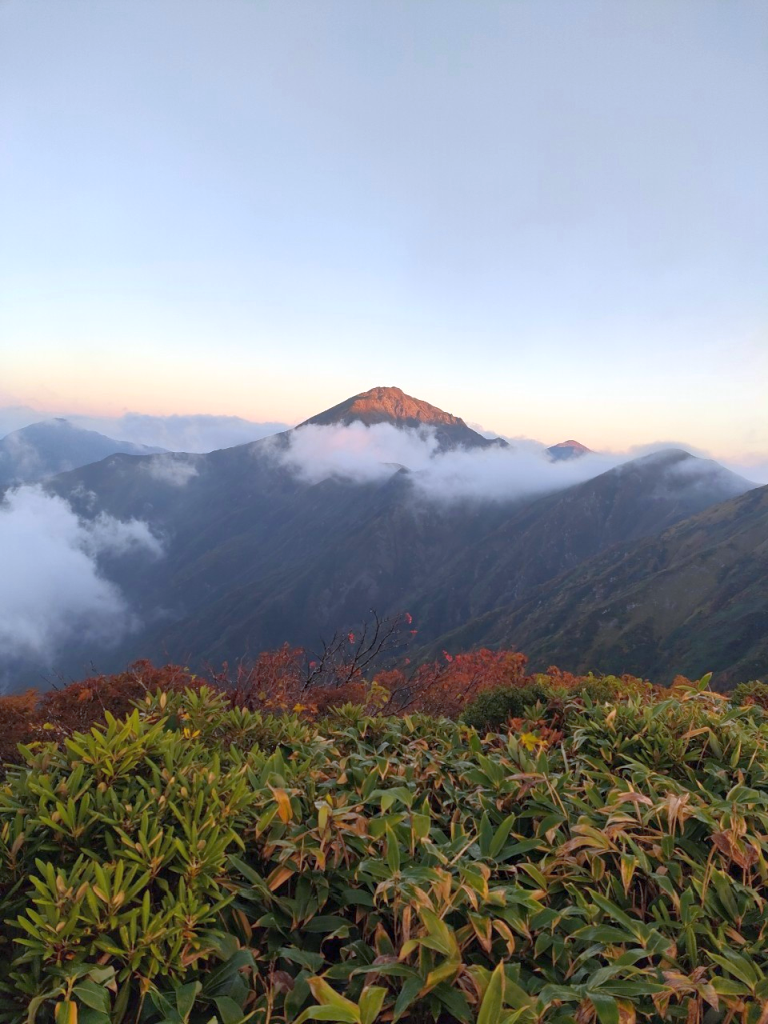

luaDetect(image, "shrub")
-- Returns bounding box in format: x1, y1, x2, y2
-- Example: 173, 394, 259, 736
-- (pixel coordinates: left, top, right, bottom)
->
2, 687, 768, 1021
0, 689, 38, 766
461, 681, 549, 729
732, 679, 768, 709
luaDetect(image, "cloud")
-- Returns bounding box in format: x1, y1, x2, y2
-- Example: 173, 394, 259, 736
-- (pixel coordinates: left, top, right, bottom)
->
0, 486, 162, 675
142, 453, 200, 486
0, 429, 47, 483
69, 413, 289, 452
610, 441, 764, 487
272, 422, 627, 502
0, 407, 289, 453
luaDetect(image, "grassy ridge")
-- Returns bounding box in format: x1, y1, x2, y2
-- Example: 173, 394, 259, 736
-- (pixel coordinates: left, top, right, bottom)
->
2, 682, 768, 1023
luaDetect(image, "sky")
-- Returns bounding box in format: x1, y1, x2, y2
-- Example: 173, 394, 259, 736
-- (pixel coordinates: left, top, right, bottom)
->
1, 0, 766, 459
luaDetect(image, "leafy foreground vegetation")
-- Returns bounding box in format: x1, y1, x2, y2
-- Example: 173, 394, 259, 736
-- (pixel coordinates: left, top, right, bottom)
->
2, 676, 768, 1024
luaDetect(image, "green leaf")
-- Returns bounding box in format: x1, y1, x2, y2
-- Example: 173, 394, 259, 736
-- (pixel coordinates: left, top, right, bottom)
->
213, 996, 252, 1024
709, 951, 760, 989
479, 812, 493, 856
478, 963, 505, 1024
392, 976, 423, 1023
386, 826, 401, 874
489, 815, 516, 858
280, 947, 327, 972
434, 982, 472, 1021
419, 909, 459, 959
77, 1011, 110, 1024
412, 813, 431, 840
175, 982, 202, 1020
72, 982, 110, 1013
303, 915, 351, 934
305, 978, 361, 1023
590, 993, 619, 1024
359, 986, 387, 1024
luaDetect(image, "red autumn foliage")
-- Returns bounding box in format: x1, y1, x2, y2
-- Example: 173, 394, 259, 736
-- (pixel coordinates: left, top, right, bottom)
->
211, 645, 307, 712
377, 648, 530, 718
0, 689, 39, 767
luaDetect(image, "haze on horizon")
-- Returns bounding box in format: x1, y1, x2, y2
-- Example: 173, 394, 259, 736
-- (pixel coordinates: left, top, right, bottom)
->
1, 0, 766, 461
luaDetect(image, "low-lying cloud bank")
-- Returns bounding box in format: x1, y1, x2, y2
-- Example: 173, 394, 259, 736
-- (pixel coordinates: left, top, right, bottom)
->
0, 429, 48, 483
0, 407, 288, 453
272, 422, 628, 502
76, 413, 289, 453
271, 424, 764, 503
0, 487, 162, 677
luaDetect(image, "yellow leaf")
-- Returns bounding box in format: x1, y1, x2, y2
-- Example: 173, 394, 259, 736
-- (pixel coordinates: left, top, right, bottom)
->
271, 788, 293, 823
520, 732, 542, 751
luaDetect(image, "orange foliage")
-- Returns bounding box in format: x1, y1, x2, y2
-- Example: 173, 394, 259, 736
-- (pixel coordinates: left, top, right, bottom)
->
0, 689, 39, 766
377, 648, 529, 718
211, 645, 308, 713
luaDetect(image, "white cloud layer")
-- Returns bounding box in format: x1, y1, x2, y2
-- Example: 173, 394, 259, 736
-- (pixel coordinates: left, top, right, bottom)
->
0, 487, 162, 672
0, 407, 288, 453
273, 422, 629, 502
70, 413, 287, 452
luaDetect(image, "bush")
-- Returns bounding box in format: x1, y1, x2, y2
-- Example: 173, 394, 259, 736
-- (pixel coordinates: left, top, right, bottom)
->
0, 689, 37, 766
732, 679, 768, 709
460, 673, 653, 731
461, 681, 549, 729
2, 686, 768, 1021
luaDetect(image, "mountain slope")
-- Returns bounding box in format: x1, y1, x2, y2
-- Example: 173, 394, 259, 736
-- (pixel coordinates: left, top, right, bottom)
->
404, 449, 754, 640
45, 439, 514, 671
0, 420, 165, 486
441, 483, 768, 684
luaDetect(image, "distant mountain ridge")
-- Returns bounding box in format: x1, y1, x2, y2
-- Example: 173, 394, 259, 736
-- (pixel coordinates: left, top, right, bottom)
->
0, 419, 165, 487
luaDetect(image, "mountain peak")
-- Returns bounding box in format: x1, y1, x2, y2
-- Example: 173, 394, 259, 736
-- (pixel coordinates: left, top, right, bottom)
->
299, 386, 507, 451
547, 439, 592, 461
300, 386, 465, 429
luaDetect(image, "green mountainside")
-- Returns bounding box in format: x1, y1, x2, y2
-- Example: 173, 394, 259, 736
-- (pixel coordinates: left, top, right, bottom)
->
436, 483, 768, 684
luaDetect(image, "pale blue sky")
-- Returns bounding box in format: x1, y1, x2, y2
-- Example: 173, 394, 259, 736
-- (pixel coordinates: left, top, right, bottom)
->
1, 0, 766, 455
